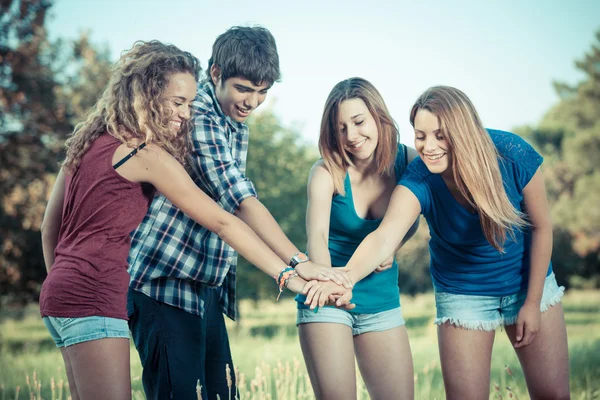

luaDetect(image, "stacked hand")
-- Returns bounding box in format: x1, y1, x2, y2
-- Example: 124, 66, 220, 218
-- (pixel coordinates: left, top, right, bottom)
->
295, 261, 353, 288
303, 280, 355, 310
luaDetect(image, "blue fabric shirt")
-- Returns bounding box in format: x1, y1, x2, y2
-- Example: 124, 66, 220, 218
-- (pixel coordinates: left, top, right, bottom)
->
399, 129, 552, 296
297, 144, 409, 313
128, 80, 257, 320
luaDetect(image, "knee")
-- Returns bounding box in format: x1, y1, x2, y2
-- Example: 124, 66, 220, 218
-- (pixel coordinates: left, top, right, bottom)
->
530, 388, 571, 400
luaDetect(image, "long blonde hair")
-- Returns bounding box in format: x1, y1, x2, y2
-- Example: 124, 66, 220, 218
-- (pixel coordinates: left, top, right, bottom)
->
319, 78, 398, 195
62, 40, 201, 172
410, 86, 527, 251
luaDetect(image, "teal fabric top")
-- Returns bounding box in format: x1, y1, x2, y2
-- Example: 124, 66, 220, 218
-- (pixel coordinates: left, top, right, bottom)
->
297, 144, 408, 313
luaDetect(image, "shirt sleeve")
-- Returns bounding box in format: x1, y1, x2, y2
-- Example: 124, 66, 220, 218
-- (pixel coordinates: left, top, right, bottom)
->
187, 112, 257, 214
493, 130, 544, 190
398, 158, 431, 214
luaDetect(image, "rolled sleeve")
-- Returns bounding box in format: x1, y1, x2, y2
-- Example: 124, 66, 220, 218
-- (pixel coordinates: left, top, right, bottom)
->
188, 113, 257, 214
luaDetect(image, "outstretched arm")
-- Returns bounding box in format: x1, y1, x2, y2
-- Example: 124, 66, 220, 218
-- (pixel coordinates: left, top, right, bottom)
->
118, 144, 311, 294
305, 185, 421, 308
346, 186, 421, 283
41, 168, 66, 273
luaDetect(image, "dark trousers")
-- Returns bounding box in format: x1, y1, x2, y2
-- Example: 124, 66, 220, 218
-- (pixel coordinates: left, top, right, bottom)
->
127, 287, 236, 400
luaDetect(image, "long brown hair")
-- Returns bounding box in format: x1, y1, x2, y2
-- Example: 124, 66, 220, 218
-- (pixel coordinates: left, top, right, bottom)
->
319, 77, 398, 195
410, 86, 527, 251
62, 40, 201, 172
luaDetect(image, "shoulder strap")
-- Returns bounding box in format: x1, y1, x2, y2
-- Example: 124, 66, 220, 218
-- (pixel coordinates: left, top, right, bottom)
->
404, 144, 408, 168
113, 143, 146, 170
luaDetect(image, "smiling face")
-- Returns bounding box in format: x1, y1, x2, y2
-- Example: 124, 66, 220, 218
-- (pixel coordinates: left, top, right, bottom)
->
162, 72, 197, 136
413, 108, 453, 178
337, 98, 379, 163
210, 65, 271, 123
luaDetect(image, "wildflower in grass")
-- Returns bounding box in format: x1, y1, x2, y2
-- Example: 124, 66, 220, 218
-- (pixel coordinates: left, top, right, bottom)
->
505, 364, 513, 377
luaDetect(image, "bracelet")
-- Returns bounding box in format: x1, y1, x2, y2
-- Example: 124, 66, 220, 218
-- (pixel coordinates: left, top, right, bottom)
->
274, 266, 295, 301
283, 271, 299, 289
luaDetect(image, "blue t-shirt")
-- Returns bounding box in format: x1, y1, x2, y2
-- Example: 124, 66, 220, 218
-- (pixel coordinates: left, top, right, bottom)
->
399, 129, 552, 296
297, 144, 409, 313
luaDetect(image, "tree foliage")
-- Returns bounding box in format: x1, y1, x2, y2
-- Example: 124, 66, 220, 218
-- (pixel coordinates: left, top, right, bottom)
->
516, 29, 600, 288
0, 0, 112, 306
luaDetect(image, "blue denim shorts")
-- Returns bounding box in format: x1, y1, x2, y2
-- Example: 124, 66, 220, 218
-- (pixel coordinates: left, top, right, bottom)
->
43, 316, 130, 347
434, 273, 564, 331
297, 306, 405, 336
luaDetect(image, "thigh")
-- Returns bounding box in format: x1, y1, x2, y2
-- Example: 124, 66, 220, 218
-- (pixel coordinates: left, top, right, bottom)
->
203, 288, 236, 400
298, 308, 357, 400
354, 326, 413, 400
128, 289, 207, 400
437, 323, 496, 400
505, 303, 570, 399
65, 337, 131, 400
60, 348, 80, 400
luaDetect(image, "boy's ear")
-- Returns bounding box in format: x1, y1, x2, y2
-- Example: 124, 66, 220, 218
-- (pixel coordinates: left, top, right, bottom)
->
210, 64, 221, 86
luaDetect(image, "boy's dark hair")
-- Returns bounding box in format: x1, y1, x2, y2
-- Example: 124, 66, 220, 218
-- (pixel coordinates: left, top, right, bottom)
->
207, 26, 281, 86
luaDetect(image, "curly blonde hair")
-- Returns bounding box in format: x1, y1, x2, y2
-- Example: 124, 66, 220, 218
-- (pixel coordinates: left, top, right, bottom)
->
63, 40, 201, 172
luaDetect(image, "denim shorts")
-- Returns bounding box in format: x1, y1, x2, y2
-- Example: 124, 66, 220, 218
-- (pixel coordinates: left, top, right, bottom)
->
43, 316, 130, 347
297, 306, 405, 336
434, 272, 564, 331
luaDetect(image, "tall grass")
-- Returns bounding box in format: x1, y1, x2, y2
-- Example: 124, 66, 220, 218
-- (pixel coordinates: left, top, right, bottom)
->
1, 290, 599, 399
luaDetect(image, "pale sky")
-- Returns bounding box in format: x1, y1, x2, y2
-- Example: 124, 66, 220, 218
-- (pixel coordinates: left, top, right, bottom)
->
48, 0, 599, 146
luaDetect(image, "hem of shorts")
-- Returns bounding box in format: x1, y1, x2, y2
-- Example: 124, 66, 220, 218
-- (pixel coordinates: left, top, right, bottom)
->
503, 284, 565, 326
295, 302, 400, 314
353, 320, 405, 336
434, 317, 504, 331
62, 331, 130, 348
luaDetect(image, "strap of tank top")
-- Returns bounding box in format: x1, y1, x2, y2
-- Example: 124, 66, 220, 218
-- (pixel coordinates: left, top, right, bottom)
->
403, 144, 408, 167
113, 143, 147, 170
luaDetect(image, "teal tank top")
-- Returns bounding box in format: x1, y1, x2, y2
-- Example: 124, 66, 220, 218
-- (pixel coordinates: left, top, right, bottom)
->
297, 144, 408, 313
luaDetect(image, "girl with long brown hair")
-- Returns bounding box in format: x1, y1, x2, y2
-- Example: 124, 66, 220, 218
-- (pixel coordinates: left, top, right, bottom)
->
298, 77, 419, 399
308, 86, 569, 399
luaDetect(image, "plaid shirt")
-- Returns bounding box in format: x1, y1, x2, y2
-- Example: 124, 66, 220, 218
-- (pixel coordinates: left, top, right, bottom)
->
128, 80, 257, 320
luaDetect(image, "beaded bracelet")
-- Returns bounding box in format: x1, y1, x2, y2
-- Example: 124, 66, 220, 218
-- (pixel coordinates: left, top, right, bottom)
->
274, 266, 295, 301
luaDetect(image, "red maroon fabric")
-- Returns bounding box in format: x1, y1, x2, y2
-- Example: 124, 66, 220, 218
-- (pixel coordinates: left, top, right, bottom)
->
40, 134, 155, 320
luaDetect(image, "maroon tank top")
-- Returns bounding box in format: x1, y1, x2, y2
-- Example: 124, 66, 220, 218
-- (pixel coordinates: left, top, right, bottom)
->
39, 134, 155, 319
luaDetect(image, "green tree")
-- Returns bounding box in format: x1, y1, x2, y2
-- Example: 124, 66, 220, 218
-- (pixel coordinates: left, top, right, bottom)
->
517, 29, 600, 288
0, 0, 112, 306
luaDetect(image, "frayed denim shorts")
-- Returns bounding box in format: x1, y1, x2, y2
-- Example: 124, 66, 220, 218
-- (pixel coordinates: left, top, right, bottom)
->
434, 272, 564, 331
297, 306, 405, 336
43, 316, 130, 347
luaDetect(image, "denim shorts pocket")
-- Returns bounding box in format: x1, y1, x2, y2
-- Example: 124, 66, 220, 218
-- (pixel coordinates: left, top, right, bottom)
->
56, 317, 77, 327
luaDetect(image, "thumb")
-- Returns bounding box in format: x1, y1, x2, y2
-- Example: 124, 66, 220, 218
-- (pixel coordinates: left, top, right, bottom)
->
516, 319, 524, 342
336, 290, 352, 307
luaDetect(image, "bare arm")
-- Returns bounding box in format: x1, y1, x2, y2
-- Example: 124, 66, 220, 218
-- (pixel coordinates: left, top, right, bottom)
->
235, 165, 351, 288
41, 168, 66, 273
514, 167, 553, 347
118, 144, 310, 293
305, 161, 334, 267
346, 185, 422, 284
235, 197, 299, 264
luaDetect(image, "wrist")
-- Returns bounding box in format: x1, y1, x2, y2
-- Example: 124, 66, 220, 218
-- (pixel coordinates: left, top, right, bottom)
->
286, 275, 306, 294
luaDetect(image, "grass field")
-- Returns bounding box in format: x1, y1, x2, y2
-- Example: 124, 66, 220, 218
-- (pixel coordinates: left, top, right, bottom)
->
1, 289, 599, 399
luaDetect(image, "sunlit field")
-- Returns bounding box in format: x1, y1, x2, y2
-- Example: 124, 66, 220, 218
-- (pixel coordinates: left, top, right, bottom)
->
1, 290, 599, 399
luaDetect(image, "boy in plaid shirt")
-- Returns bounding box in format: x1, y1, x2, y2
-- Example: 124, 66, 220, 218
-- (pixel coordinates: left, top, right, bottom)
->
127, 26, 351, 400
